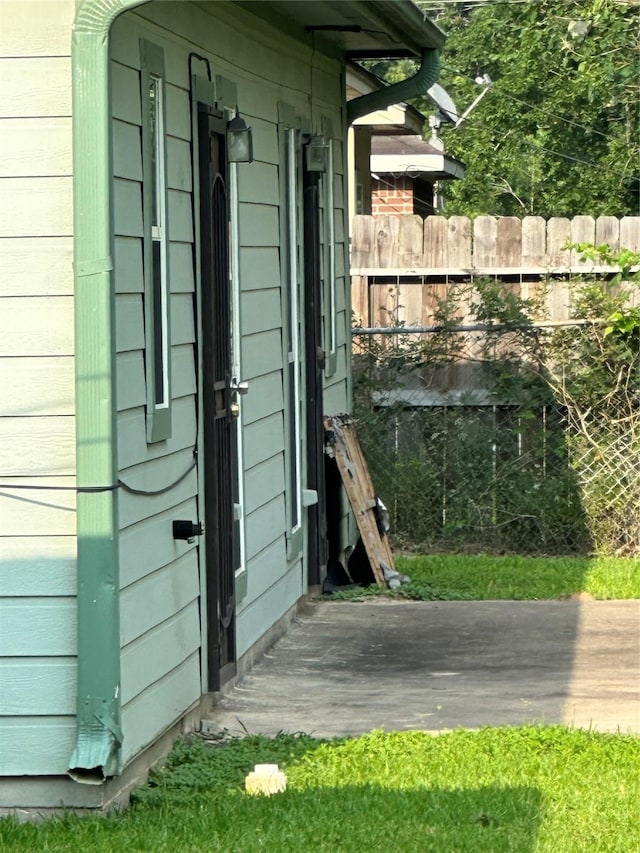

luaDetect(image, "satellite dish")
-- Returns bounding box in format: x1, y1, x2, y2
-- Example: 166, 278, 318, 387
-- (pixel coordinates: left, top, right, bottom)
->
426, 83, 459, 125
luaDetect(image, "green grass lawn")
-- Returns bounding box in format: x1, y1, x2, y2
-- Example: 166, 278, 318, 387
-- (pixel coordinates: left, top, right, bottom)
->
3, 555, 637, 847
2, 727, 638, 852
329, 554, 640, 601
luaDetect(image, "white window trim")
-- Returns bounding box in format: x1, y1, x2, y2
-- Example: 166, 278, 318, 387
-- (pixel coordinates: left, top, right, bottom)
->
326, 139, 337, 374
150, 73, 170, 411
287, 127, 303, 542
229, 152, 247, 582
141, 39, 171, 442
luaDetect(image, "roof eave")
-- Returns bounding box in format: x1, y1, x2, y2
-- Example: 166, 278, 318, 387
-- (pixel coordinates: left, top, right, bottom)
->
355, 0, 446, 56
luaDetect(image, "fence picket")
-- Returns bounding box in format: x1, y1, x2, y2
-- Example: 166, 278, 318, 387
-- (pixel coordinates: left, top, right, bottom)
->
397, 214, 424, 267
496, 217, 522, 267
424, 216, 448, 267
351, 215, 375, 268
595, 216, 620, 252
522, 216, 546, 267
375, 215, 400, 267
545, 217, 571, 269
352, 275, 368, 327
570, 215, 596, 269
473, 216, 498, 268
447, 215, 472, 268
620, 216, 640, 253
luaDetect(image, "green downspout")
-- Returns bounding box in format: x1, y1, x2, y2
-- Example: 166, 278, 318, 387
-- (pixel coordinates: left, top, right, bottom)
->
346, 48, 441, 126
69, 0, 145, 783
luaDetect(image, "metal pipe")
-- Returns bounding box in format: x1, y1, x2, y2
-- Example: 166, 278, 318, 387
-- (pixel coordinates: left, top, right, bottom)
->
347, 48, 441, 126
353, 319, 598, 335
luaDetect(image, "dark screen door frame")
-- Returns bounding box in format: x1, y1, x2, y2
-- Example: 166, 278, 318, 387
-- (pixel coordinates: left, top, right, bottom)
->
198, 103, 238, 691
302, 152, 327, 587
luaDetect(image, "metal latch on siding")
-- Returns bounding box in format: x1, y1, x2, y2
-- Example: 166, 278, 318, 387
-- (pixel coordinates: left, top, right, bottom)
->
173, 520, 205, 543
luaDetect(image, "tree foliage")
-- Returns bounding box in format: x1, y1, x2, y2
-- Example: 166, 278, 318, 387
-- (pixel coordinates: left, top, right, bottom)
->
368, 0, 640, 217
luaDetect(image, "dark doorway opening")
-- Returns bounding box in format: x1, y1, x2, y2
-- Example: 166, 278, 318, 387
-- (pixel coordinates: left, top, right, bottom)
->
302, 150, 327, 587
198, 104, 239, 690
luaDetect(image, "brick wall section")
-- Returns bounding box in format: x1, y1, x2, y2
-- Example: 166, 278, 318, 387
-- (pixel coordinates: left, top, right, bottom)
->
371, 176, 415, 215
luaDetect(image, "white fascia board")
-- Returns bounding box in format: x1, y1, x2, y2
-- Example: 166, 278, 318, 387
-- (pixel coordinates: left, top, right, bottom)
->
371, 153, 465, 180
353, 104, 425, 135
371, 152, 445, 173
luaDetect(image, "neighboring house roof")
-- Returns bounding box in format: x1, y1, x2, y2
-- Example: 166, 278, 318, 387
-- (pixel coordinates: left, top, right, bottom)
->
345, 58, 464, 183
371, 133, 465, 181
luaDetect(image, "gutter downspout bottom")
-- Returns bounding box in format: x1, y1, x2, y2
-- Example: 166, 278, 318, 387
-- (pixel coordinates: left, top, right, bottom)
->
68, 0, 147, 784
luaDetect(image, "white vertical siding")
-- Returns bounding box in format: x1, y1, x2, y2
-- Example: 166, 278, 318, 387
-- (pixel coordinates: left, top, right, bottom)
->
0, 0, 77, 777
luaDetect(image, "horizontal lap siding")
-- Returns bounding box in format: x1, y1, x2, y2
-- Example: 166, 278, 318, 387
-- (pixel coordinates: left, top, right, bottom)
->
320, 118, 352, 558
235, 560, 302, 656
0, 0, 77, 777
324, 160, 350, 415
132, 2, 301, 660
117, 2, 350, 675
0, 718, 76, 776
0, 0, 352, 784
110, 18, 201, 766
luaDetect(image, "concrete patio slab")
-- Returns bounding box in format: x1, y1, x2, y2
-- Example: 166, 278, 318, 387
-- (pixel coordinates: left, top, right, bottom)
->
204, 599, 640, 739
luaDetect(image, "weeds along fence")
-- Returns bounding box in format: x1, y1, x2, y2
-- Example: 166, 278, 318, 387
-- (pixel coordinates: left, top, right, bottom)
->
351, 214, 640, 556
352, 333, 595, 555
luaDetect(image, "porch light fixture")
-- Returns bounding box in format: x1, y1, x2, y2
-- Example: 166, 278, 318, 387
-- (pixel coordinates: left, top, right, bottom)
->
305, 135, 330, 173
227, 106, 254, 163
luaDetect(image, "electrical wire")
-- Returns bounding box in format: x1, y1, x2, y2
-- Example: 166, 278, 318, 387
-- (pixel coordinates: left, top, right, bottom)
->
420, 64, 640, 180
360, 56, 633, 151
370, 171, 439, 215
420, 1, 548, 8
0, 452, 198, 496
440, 63, 629, 143
497, 91, 610, 140
524, 139, 639, 179
440, 101, 640, 181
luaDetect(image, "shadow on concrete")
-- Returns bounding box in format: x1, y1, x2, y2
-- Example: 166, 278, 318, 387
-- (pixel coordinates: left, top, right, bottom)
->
208, 599, 639, 738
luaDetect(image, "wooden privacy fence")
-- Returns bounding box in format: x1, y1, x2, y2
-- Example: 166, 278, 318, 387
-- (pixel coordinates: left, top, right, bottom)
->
351, 214, 640, 329
351, 214, 640, 275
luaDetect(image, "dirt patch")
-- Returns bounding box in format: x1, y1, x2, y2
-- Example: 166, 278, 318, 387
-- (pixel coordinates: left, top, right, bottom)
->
558, 592, 595, 601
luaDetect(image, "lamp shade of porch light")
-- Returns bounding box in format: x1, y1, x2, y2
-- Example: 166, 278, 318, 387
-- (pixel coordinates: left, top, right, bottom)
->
305, 135, 330, 172
227, 107, 254, 163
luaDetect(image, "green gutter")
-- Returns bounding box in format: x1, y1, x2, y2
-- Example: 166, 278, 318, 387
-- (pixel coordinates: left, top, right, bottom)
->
365, 0, 446, 53
69, 0, 145, 784
347, 48, 441, 125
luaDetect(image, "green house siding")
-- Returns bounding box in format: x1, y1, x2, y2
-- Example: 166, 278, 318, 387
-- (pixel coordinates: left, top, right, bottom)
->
110, 14, 202, 766
1, 0, 354, 786
115, 1, 353, 672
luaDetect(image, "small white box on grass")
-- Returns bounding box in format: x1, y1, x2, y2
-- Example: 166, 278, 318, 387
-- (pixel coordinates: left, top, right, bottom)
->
244, 764, 287, 796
